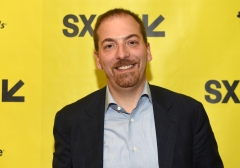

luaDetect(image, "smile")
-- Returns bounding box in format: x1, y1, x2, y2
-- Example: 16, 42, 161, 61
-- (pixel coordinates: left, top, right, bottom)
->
117, 65, 133, 70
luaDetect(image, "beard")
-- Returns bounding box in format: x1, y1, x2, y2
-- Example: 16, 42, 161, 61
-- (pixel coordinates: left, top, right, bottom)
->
114, 71, 140, 88
113, 59, 141, 88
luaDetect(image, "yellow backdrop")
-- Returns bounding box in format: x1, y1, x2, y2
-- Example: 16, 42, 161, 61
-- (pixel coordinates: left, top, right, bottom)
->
1, 0, 240, 167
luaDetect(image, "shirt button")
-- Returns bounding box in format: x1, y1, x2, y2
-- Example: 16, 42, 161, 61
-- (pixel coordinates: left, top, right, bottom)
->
131, 118, 134, 122
133, 146, 137, 151
117, 106, 121, 111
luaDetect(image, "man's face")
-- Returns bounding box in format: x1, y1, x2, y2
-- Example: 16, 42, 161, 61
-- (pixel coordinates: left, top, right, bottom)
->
94, 14, 152, 89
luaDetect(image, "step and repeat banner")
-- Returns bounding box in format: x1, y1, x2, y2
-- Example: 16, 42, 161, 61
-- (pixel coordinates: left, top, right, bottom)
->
1, 0, 240, 167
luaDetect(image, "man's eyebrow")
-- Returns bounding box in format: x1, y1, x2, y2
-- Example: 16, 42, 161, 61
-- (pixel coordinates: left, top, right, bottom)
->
101, 38, 115, 45
124, 34, 140, 40
101, 34, 140, 45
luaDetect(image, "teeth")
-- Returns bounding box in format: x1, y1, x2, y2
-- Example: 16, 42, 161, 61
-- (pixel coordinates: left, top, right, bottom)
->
118, 65, 133, 70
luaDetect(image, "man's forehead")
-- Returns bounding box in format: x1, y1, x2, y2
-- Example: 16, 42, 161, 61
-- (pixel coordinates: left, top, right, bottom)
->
101, 34, 140, 44
98, 16, 141, 36
103, 13, 132, 21
99, 14, 139, 28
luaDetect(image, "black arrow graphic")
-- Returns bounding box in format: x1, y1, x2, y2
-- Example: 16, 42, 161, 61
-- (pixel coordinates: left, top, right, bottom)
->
2, 80, 25, 102
143, 15, 165, 37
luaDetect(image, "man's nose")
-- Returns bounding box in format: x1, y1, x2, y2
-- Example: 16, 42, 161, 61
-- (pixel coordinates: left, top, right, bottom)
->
115, 44, 130, 59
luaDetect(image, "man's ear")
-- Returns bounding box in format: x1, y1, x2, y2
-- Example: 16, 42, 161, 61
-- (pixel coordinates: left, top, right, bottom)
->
94, 51, 103, 70
146, 42, 152, 62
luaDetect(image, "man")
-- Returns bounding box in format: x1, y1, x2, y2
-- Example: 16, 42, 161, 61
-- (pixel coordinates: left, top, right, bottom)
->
53, 8, 223, 168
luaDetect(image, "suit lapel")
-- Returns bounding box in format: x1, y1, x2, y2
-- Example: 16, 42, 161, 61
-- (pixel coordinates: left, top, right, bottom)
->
150, 85, 179, 168
78, 88, 106, 168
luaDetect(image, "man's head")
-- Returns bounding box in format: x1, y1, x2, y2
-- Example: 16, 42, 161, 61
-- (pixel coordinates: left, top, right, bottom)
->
94, 8, 152, 89
93, 8, 148, 51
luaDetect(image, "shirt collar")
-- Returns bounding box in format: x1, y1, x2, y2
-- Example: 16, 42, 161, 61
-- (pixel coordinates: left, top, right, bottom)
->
105, 81, 152, 111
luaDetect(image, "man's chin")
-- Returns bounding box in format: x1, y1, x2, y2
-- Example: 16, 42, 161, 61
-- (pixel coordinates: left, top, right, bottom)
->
115, 77, 139, 88
117, 83, 136, 88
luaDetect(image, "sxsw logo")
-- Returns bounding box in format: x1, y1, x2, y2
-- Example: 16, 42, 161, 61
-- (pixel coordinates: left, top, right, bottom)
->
0, 21, 7, 29
1, 79, 25, 102
63, 14, 165, 37
0, 149, 4, 156
205, 80, 240, 104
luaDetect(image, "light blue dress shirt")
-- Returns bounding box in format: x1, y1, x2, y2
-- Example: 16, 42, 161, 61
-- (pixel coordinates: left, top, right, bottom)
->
103, 82, 159, 168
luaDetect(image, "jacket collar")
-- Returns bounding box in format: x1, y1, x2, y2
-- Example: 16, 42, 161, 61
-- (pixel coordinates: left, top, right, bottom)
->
79, 87, 106, 167
150, 84, 178, 168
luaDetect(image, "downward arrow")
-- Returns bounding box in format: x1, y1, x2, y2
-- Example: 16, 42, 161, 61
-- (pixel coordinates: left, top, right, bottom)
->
2, 80, 25, 102
143, 15, 165, 37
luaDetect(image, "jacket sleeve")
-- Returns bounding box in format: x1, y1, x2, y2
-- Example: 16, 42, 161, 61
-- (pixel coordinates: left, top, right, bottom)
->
53, 111, 73, 168
192, 103, 224, 168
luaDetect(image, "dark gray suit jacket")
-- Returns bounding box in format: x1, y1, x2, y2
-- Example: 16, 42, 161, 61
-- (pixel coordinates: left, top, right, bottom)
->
53, 85, 223, 168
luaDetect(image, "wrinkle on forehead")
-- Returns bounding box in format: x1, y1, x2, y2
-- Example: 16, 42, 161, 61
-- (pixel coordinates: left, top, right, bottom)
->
101, 34, 140, 45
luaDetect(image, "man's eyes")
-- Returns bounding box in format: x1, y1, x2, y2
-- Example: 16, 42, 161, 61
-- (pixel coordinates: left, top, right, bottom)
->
127, 40, 138, 46
104, 44, 115, 49
103, 40, 139, 50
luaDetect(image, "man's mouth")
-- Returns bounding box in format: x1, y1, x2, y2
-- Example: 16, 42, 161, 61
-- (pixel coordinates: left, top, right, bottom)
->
117, 64, 133, 70
114, 59, 138, 71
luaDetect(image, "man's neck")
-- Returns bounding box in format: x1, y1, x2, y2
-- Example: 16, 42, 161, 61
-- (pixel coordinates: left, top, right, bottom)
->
107, 80, 147, 113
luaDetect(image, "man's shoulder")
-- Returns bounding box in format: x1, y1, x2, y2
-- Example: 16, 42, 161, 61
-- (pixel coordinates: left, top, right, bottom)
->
56, 87, 106, 116
149, 84, 201, 107
149, 84, 205, 120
